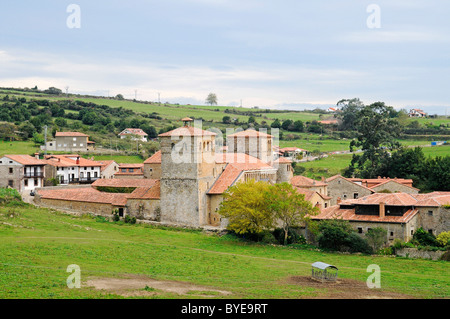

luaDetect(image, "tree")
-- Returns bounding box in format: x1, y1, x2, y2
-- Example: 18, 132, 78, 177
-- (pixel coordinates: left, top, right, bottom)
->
222, 116, 232, 124
264, 183, 318, 245
205, 93, 217, 106
218, 180, 274, 235
115, 94, 124, 100
281, 119, 293, 131
32, 132, 45, 146
270, 119, 281, 129
336, 98, 364, 131
346, 102, 402, 178
365, 227, 387, 252
292, 120, 304, 132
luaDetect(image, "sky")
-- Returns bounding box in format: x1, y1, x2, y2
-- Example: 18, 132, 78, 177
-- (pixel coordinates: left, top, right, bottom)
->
1, 0, 449, 114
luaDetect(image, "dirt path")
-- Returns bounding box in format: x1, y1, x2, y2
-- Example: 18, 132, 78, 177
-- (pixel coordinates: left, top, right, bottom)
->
286, 276, 413, 299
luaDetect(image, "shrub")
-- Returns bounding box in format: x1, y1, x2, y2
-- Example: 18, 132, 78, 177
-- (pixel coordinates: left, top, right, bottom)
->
272, 228, 306, 245
436, 231, 450, 247
412, 228, 439, 247
124, 215, 137, 224
111, 209, 120, 222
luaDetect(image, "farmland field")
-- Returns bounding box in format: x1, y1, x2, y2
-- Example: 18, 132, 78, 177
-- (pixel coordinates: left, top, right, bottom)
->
0, 204, 448, 299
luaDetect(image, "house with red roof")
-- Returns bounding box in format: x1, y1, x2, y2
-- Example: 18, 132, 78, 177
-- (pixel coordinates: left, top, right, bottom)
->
42, 131, 95, 152
0, 154, 46, 192
313, 192, 450, 242
118, 128, 148, 142
42, 154, 102, 185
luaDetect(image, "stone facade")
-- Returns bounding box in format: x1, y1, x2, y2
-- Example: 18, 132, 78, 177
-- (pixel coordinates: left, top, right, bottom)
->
371, 180, 419, 194
326, 175, 374, 206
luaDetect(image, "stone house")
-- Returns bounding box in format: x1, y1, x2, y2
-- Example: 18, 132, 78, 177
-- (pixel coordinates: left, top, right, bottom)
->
95, 160, 119, 179
326, 175, 375, 206
42, 132, 94, 152
313, 192, 450, 242
114, 163, 144, 179
143, 151, 162, 179
0, 154, 46, 192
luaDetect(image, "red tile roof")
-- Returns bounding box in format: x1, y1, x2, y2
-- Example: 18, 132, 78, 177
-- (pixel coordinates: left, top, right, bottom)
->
92, 178, 159, 188
158, 126, 216, 137
43, 155, 102, 167
208, 153, 276, 195
37, 187, 129, 206
313, 205, 419, 224
144, 151, 162, 164
4, 155, 46, 166
55, 132, 88, 137
119, 128, 148, 136
291, 176, 327, 187
227, 129, 273, 138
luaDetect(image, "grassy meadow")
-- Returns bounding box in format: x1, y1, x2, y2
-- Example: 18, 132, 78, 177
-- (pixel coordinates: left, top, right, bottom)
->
0, 204, 448, 299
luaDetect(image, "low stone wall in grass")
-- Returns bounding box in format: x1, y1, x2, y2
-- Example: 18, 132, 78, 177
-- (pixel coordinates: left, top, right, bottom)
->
395, 248, 446, 261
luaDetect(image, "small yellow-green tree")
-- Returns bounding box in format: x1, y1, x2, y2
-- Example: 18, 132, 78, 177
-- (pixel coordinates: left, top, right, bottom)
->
264, 183, 319, 245
218, 180, 274, 235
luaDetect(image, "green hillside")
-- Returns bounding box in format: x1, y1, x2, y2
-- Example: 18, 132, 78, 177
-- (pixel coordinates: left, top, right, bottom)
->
0, 202, 448, 299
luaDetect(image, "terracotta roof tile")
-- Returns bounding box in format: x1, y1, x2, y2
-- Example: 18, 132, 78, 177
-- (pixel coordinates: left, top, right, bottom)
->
37, 188, 128, 206
227, 129, 273, 138
4, 155, 46, 166
55, 132, 88, 137
291, 176, 327, 187
158, 126, 216, 137
119, 128, 148, 136
144, 151, 162, 164
92, 178, 158, 188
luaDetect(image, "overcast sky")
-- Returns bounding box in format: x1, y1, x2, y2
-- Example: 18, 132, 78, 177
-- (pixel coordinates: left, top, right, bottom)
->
1, 0, 449, 114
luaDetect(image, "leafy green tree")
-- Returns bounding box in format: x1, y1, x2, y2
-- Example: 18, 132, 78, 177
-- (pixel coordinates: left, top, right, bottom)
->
222, 116, 232, 124
264, 183, 318, 245
346, 102, 402, 178
205, 93, 218, 106
365, 227, 387, 252
32, 132, 45, 146
281, 119, 293, 131
270, 119, 281, 129
292, 120, 304, 132
336, 98, 364, 131
218, 180, 274, 235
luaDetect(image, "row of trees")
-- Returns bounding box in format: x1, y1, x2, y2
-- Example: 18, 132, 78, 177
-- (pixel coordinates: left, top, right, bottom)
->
337, 99, 449, 191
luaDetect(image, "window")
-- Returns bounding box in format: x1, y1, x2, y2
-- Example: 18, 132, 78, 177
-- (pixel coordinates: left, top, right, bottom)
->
34, 179, 38, 186
9, 167, 13, 174
121, 169, 126, 173
49, 143, 53, 146
343, 194, 347, 199
428, 210, 433, 216
428, 229, 433, 235
73, 137, 77, 141
390, 232, 394, 237
80, 143, 84, 147
357, 227, 363, 234
129, 168, 134, 173
354, 193, 359, 199
24, 179, 28, 187
8, 180, 13, 187
73, 143, 77, 147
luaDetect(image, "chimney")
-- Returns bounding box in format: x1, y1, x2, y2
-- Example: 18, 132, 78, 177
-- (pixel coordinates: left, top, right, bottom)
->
337, 197, 342, 205
34, 153, 39, 159
379, 202, 385, 218
76, 156, 80, 165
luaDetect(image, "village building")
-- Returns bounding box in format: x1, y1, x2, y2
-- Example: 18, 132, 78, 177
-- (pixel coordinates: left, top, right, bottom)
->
42, 132, 95, 152
95, 160, 119, 179
326, 175, 375, 205
43, 155, 102, 185
114, 163, 144, 179
143, 151, 162, 179
279, 147, 308, 160
118, 128, 148, 142
0, 154, 46, 192
313, 192, 450, 242
408, 108, 427, 118
290, 175, 331, 209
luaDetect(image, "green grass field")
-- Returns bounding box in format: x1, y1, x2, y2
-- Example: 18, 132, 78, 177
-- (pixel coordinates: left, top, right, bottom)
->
0, 204, 448, 299
0, 141, 40, 157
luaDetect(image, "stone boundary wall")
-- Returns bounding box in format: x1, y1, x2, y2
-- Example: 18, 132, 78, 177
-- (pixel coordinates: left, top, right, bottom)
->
395, 248, 446, 261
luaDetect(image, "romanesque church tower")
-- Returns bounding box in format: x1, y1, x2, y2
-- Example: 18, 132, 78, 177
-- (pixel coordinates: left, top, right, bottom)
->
158, 118, 217, 227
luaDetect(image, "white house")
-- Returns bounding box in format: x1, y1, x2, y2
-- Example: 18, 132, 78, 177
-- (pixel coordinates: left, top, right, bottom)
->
43, 155, 102, 185
409, 109, 427, 118
0, 154, 46, 192
118, 128, 148, 142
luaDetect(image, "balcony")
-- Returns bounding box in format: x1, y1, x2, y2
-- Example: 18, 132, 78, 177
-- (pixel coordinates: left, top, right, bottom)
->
58, 177, 100, 185
23, 172, 44, 178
